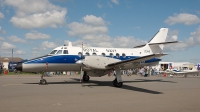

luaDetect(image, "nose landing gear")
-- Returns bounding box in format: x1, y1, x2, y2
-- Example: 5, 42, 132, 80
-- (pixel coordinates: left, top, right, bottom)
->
39, 72, 48, 85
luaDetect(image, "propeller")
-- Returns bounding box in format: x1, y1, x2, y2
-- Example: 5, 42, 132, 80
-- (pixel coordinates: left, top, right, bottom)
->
80, 42, 84, 82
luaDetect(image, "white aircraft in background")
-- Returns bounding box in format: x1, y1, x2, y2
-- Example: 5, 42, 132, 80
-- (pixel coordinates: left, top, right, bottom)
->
166, 66, 200, 77
15, 28, 178, 87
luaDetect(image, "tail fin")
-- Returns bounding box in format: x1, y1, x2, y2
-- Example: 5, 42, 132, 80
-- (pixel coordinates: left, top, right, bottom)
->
148, 28, 168, 44
134, 28, 178, 54
148, 28, 168, 53
191, 66, 198, 71
134, 28, 168, 49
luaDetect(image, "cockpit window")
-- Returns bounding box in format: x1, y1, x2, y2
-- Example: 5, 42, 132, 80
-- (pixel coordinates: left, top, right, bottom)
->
63, 50, 68, 54
56, 50, 63, 54
50, 50, 57, 54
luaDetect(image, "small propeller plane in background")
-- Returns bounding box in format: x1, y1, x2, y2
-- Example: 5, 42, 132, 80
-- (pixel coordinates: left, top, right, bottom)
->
15, 28, 179, 87
166, 66, 200, 78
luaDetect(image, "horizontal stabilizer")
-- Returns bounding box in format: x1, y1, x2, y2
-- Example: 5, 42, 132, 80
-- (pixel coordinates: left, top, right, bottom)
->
134, 41, 180, 48
148, 41, 180, 46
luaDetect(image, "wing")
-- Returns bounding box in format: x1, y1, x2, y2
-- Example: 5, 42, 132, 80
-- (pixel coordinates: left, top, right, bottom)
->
172, 71, 199, 75
106, 53, 167, 68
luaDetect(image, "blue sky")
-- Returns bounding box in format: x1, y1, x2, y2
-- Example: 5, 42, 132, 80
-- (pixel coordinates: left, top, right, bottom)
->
0, 0, 200, 64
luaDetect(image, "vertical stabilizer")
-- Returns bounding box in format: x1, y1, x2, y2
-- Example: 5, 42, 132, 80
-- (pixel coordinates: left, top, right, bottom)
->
142, 28, 169, 54
148, 28, 168, 44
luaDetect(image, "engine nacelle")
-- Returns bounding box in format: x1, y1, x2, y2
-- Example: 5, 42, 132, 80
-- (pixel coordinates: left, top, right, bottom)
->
87, 70, 110, 77
84, 56, 120, 69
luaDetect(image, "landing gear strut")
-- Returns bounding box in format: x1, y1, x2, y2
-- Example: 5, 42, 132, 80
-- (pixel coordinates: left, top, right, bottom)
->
82, 72, 90, 82
113, 68, 123, 87
39, 72, 47, 85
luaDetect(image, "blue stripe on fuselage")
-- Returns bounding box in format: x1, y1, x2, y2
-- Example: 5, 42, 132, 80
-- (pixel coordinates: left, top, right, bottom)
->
24, 55, 161, 64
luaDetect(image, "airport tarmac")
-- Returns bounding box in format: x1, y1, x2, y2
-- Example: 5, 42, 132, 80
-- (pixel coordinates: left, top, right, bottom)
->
0, 75, 200, 112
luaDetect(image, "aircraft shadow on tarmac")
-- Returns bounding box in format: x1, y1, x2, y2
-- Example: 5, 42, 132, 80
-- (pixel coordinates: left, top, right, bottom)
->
24, 78, 176, 94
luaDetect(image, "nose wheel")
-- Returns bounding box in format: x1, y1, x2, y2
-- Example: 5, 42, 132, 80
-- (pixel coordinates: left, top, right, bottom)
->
40, 79, 47, 85
39, 72, 48, 85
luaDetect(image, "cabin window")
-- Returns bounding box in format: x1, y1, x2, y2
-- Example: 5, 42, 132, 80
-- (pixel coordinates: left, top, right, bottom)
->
122, 53, 126, 58
102, 53, 106, 57
63, 50, 68, 54
92, 53, 97, 55
110, 53, 114, 58
116, 53, 120, 58
78, 52, 82, 58
56, 50, 63, 54
50, 50, 57, 54
85, 52, 90, 56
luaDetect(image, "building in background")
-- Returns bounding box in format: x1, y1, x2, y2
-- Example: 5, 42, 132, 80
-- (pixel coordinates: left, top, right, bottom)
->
152, 62, 195, 71
0, 57, 23, 71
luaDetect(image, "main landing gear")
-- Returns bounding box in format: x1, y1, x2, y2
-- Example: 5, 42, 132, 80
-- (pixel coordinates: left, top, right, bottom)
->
39, 72, 47, 85
113, 78, 123, 87
81, 71, 123, 87
112, 68, 123, 88
82, 71, 90, 82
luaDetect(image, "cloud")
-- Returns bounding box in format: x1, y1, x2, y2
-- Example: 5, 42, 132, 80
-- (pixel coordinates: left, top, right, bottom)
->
68, 15, 108, 36
0, 42, 16, 50
67, 35, 146, 48
0, 12, 4, 19
0, 26, 6, 34
82, 34, 111, 42
165, 13, 200, 25
112, 36, 146, 48
10, 10, 67, 29
31, 50, 41, 57
4, 0, 67, 29
25, 31, 50, 40
164, 27, 200, 51
67, 15, 147, 48
15, 50, 25, 55
83, 15, 105, 26
111, 0, 119, 4
0, 36, 5, 41
190, 26, 200, 45
97, 4, 103, 8
41, 41, 57, 50
8, 35, 26, 43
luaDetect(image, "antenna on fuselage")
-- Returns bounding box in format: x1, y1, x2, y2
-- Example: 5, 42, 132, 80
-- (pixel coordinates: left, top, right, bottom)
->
68, 42, 72, 47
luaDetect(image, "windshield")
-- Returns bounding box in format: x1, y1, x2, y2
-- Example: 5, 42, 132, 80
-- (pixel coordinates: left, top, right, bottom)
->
56, 50, 63, 54
50, 50, 57, 54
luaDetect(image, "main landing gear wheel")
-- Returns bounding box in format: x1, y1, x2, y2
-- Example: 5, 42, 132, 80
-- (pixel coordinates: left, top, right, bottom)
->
82, 72, 90, 82
113, 78, 123, 87
40, 79, 47, 85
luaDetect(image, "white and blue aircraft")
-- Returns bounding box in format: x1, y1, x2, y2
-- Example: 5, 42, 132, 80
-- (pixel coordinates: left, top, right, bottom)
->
166, 66, 200, 78
15, 28, 178, 87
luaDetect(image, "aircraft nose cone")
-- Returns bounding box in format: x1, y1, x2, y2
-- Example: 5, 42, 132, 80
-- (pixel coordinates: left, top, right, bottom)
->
15, 63, 22, 71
